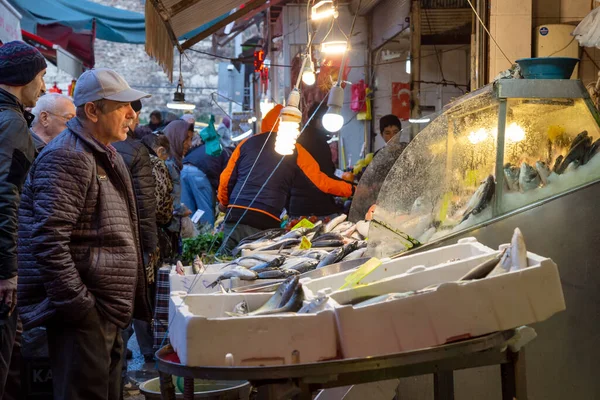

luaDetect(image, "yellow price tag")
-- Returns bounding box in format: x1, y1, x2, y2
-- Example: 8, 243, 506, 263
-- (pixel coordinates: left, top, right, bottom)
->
339, 258, 382, 290
292, 218, 315, 231
299, 236, 312, 250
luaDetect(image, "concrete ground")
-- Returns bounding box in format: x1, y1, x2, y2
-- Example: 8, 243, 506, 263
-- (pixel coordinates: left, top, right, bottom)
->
123, 332, 158, 400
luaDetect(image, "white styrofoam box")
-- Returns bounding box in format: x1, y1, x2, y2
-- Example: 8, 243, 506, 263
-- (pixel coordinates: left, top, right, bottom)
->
302, 237, 495, 298
169, 262, 258, 294
334, 251, 566, 359
169, 291, 338, 367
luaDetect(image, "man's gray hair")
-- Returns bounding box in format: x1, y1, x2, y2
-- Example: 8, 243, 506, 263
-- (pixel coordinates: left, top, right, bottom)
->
31, 93, 74, 125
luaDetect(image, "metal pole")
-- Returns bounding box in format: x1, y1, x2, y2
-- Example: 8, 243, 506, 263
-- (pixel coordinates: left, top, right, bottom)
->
410, 0, 421, 141
493, 98, 507, 217
228, 68, 234, 116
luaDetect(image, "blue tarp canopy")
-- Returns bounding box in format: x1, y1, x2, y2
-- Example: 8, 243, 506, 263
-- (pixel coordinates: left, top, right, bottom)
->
9, 0, 230, 44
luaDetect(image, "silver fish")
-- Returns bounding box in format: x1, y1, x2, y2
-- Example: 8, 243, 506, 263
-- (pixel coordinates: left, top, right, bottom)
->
208, 266, 258, 288
298, 295, 330, 314
519, 162, 541, 192
503, 163, 520, 191
254, 238, 301, 252
316, 247, 345, 268
312, 239, 345, 248
284, 259, 319, 274
238, 228, 286, 244
459, 249, 507, 281
343, 248, 367, 261
232, 300, 248, 315
277, 228, 309, 241
462, 175, 495, 222
490, 228, 528, 276
303, 250, 329, 260
257, 269, 299, 279
249, 256, 287, 272
556, 135, 591, 174
232, 239, 276, 256
583, 138, 600, 165
552, 155, 564, 173
535, 161, 550, 186
247, 276, 300, 316
332, 221, 354, 233
252, 285, 304, 315
192, 256, 204, 275
324, 214, 347, 233
313, 232, 345, 242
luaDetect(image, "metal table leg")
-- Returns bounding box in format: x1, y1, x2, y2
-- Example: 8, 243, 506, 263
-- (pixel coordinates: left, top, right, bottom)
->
183, 376, 195, 400
159, 371, 177, 400
433, 371, 455, 400
501, 350, 527, 400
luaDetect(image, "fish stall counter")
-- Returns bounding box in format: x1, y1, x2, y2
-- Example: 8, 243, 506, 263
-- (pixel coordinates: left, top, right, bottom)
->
366, 78, 600, 258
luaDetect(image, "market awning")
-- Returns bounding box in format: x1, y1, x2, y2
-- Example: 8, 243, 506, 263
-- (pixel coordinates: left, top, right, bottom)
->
145, 0, 270, 80
9, 0, 146, 43
22, 30, 87, 77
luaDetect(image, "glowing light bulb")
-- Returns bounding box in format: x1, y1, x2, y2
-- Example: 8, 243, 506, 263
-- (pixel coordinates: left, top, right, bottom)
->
321, 41, 348, 54
260, 97, 275, 119
322, 85, 345, 133
506, 122, 526, 143
302, 70, 316, 86
275, 89, 302, 156
311, 0, 338, 20
468, 128, 488, 144
406, 56, 411, 74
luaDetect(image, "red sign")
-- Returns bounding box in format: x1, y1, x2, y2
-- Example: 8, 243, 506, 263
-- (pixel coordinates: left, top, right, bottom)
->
392, 82, 411, 121
254, 50, 265, 72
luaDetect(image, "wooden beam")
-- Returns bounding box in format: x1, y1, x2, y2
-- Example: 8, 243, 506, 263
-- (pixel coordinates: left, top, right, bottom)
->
148, 0, 184, 54
181, 0, 269, 50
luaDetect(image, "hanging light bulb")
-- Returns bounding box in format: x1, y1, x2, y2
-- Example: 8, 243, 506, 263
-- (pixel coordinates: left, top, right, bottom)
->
260, 93, 275, 119
321, 40, 348, 55
311, 0, 338, 20
322, 85, 345, 132
406, 54, 411, 74
168, 53, 196, 110
302, 57, 316, 86
275, 89, 302, 155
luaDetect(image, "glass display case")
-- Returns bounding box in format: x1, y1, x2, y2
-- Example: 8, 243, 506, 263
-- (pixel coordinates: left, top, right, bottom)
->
367, 79, 600, 258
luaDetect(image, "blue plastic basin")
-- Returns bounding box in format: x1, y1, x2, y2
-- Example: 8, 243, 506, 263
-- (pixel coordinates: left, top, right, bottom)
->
516, 57, 580, 79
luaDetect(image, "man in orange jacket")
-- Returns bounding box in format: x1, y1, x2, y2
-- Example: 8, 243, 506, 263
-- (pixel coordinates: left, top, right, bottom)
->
218, 105, 354, 249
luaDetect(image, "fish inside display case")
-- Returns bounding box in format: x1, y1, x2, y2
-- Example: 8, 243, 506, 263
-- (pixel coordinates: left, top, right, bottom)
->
366, 79, 600, 258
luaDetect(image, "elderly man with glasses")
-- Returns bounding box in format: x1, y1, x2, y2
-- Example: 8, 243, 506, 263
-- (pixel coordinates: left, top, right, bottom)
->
30, 93, 75, 154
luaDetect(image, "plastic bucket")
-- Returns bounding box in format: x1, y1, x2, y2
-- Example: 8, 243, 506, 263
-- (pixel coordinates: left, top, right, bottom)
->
139, 377, 251, 400
516, 57, 579, 79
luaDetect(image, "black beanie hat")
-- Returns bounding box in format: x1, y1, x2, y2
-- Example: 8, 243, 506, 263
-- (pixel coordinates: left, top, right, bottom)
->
0, 41, 47, 86
380, 114, 401, 133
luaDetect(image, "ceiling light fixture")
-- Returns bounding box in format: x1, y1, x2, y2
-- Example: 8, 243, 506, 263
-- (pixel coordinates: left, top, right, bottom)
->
311, 0, 338, 20
167, 52, 196, 110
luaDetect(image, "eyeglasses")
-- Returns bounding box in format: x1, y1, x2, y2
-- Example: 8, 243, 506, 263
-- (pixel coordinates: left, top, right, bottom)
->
46, 111, 75, 121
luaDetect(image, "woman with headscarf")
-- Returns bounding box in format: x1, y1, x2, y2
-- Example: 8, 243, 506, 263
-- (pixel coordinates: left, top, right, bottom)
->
217, 116, 232, 149
162, 120, 194, 249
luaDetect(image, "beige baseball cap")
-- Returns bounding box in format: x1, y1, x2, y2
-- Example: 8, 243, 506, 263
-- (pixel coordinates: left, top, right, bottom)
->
73, 68, 151, 107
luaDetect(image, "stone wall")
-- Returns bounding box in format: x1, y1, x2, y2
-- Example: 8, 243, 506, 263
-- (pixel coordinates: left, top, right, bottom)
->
43, 0, 234, 123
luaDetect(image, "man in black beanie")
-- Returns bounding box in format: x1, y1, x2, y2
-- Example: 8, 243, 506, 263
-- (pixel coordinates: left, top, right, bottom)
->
0, 40, 46, 396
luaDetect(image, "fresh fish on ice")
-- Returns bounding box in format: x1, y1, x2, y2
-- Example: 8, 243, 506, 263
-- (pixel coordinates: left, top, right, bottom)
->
518, 162, 541, 192
535, 161, 550, 186
232, 239, 276, 256
339, 241, 358, 259
283, 259, 319, 274
247, 276, 302, 316
490, 227, 528, 276
556, 135, 591, 174
238, 228, 286, 244
208, 266, 258, 288
192, 255, 205, 275
462, 175, 495, 222
552, 155, 564, 173
503, 163, 520, 191
342, 224, 357, 237
324, 214, 347, 233
312, 239, 345, 248
342, 247, 367, 261
312, 232, 345, 242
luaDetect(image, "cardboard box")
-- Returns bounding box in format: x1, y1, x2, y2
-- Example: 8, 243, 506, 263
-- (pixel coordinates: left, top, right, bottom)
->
169, 292, 338, 367
334, 251, 565, 359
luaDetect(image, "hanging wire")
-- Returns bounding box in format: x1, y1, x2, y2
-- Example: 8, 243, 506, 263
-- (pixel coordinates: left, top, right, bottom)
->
423, 8, 446, 83
466, 0, 512, 65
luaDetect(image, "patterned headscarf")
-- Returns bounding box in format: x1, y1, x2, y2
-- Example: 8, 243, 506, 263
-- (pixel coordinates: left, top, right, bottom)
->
162, 119, 192, 169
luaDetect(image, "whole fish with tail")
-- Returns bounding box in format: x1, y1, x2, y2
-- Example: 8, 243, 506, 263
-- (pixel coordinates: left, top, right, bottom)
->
316, 247, 345, 268
208, 266, 258, 288
234, 276, 299, 316
249, 256, 287, 272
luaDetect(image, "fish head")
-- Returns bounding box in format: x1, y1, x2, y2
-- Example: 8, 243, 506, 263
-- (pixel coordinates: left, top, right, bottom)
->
520, 162, 538, 180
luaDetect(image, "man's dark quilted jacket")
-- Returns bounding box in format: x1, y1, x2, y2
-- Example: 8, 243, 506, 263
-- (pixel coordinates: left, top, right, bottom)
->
17, 118, 151, 330
0, 88, 35, 280
113, 129, 158, 264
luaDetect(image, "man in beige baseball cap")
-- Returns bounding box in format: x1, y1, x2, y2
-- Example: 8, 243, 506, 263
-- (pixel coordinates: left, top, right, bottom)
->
17, 68, 152, 400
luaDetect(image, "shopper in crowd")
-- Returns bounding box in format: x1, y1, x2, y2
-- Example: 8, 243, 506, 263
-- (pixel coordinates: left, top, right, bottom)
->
17, 68, 152, 400
0, 40, 46, 397
182, 133, 231, 226
288, 102, 344, 219
148, 109, 163, 131
134, 124, 152, 140
141, 133, 174, 230
218, 105, 355, 249
217, 116, 233, 148
30, 93, 75, 154
162, 120, 194, 250
374, 114, 402, 157
181, 113, 195, 126
112, 99, 157, 368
